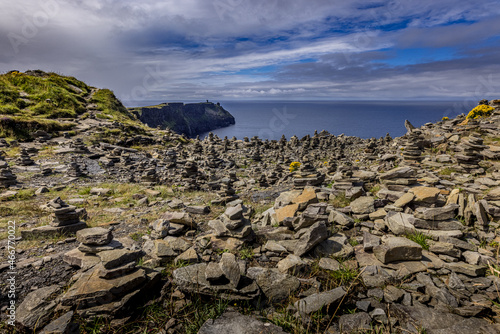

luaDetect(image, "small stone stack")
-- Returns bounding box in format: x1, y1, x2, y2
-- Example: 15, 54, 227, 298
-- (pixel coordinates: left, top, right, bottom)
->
64, 227, 118, 270
208, 203, 253, 243
214, 178, 238, 205
21, 197, 87, 238
106, 149, 122, 164
39, 165, 53, 176
402, 131, 423, 162
66, 160, 86, 177
0, 160, 17, 188
293, 159, 325, 189
141, 165, 158, 185
456, 136, 487, 171
70, 138, 89, 153
182, 160, 199, 178
258, 174, 269, 187
165, 149, 177, 168
206, 146, 219, 168
251, 147, 262, 162
17, 148, 35, 166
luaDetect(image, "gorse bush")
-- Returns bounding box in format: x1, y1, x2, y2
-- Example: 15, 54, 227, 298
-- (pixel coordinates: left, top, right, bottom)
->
289, 161, 301, 173
466, 105, 494, 120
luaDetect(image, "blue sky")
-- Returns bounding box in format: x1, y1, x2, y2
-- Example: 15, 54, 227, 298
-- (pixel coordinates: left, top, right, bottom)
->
0, 0, 499, 103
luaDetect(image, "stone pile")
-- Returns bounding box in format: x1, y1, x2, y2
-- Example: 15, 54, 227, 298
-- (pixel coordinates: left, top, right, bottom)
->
402, 131, 423, 162
70, 138, 89, 153
207, 203, 253, 248
214, 177, 238, 204
66, 159, 87, 177
0, 160, 17, 187
456, 136, 487, 171
17, 148, 35, 166
292, 159, 325, 189
141, 165, 158, 185
21, 197, 87, 238
61, 227, 159, 318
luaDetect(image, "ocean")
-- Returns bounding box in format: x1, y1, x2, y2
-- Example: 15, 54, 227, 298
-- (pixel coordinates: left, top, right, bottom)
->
127, 100, 474, 140
197, 100, 473, 140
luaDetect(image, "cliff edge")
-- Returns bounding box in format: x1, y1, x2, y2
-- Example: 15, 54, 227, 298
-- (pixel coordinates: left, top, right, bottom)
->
130, 102, 235, 137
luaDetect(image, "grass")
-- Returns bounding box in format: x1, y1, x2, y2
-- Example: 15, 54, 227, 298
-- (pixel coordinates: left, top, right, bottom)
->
330, 193, 351, 208
238, 247, 254, 260
439, 167, 458, 176
405, 231, 430, 250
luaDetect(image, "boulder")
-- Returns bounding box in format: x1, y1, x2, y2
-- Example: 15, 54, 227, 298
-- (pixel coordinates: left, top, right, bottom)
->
294, 287, 346, 315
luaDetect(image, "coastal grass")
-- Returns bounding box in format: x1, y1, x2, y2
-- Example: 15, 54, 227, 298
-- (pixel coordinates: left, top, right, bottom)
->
405, 231, 430, 250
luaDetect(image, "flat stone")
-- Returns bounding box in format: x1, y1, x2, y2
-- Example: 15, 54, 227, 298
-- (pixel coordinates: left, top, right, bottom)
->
369, 208, 387, 220
350, 196, 375, 214
409, 217, 464, 230
162, 211, 195, 228
39, 311, 76, 334
383, 285, 404, 303
275, 203, 299, 223
394, 193, 414, 208
318, 257, 340, 271
338, 312, 372, 333
175, 247, 199, 264
63, 248, 100, 270
379, 166, 416, 180
186, 205, 210, 214
291, 187, 318, 210
429, 241, 461, 258
329, 210, 354, 226
16, 285, 60, 330
76, 227, 112, 246
414, 204, 459, 221
198, 311, 287, 334
90, 187, 112, 196
21, 221, 87, 239
98, 249, 143, 269
96, 261, 137, 279
385, 211, 415, 235
373, 237, 422, 264
294, 287, 346, 315
439, 236, 477, 251
409, 186, 441, 204
445, 262, 487, 277
277, 254, 306, 273
78, 239, 123, 254
363, 231, 381, 251
263, 240, 288, 253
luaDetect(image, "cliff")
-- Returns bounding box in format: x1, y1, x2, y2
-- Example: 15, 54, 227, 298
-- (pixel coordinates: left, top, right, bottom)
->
130, 102, 235, 137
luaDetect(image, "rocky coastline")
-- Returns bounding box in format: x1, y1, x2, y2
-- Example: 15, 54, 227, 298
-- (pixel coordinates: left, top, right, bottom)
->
0, 99, 500, 333
130, 102, 235, 137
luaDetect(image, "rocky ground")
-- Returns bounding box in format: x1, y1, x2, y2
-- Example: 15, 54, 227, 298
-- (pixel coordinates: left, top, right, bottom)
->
1, 100, 500, 333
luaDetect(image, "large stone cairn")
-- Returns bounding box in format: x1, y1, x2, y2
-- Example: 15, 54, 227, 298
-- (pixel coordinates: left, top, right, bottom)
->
456, 136, 487, 171
208, 203, 253, 243
17, 148, 35, 166
402, 130, 423, 162
0, 159, 17, 187
61, 227, 157, 318
293, 158, 325, 189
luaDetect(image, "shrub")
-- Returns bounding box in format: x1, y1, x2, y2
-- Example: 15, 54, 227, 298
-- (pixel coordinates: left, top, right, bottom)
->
466, 105, 494, 120
289, 161, 301, 173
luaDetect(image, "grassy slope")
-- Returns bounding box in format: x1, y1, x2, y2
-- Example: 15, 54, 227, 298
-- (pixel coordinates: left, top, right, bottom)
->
0, 70, 144, 140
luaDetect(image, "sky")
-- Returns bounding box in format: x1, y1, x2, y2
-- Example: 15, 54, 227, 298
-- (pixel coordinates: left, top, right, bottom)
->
0, 0, 499, 105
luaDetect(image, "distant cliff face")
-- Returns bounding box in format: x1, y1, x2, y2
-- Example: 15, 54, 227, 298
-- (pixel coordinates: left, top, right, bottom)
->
130, 102, 235, 137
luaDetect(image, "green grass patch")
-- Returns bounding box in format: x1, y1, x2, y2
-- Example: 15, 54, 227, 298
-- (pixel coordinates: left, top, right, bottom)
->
405, 231, 430, 250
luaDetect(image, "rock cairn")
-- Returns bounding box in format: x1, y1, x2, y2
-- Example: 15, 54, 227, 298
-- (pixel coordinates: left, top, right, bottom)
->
66, 158, 87, 177
21, 197, 87, 238
293, 159, 325, 189
17, 148, 35, 166
456, 136, 487, 171
61, 227, 158, 319
0, 160, 17, 187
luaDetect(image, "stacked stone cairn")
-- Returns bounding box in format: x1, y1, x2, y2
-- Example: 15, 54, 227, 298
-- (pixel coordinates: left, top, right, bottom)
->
61, 227, 159, 318
66, 158, 87, 177
17, 148, 35, 166
292, 158, 325, 189
0, 159, 17, 187
402, 130, 423, 162
70, 138, 89, 153
22, 197, 87, 238
456, 136, 487, 172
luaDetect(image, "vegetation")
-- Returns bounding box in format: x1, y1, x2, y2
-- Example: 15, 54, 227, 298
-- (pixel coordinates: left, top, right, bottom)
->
405, 231, 430, 250
0, 70, 146, 140
289, 161, 301, 173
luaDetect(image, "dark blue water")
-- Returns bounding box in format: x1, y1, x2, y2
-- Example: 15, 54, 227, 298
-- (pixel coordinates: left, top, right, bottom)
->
195, 100, 468, 140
